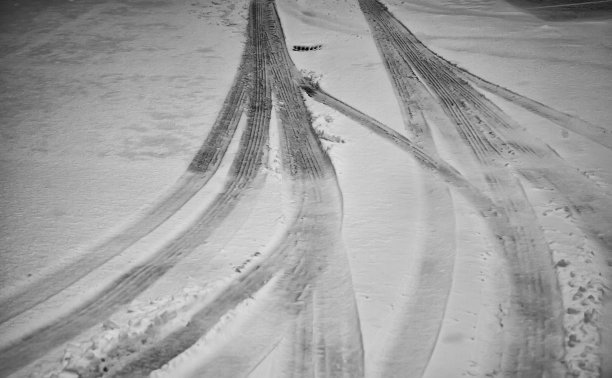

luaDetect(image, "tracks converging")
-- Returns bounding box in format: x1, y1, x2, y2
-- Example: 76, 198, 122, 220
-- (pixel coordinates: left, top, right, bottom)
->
354, 0, 611, 375
2, 0, 610, 377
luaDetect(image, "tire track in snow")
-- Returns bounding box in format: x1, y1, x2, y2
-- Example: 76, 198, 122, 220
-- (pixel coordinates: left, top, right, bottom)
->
173, 242, 317, 378
452, 67, 612, 151
119, 176, 339, 378
274, 292, 315, 378
107, 201, 308, 377
377, 182, 454, 378
303, 20, 458, 373
354, 2, 610, 375
0, 10, 272, 376
364, 0, 612, 254
355, 34, 458, 371
0, 92, 269, 377
304, 66, 564, 377
125, 0, 362, 373
337, 18, 459, 376
300, 83, 485, 201
357, 1, 565, 375
154, 266, 307, 378
265, 3, 364, 374
70, 1, 362, 377
0, 52, 250, 326
117, 1, 363, 377
384, 5, 612, 253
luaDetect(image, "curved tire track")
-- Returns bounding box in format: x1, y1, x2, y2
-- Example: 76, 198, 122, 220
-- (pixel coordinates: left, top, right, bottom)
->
274, 293, 315, 378
265, 5, 365, 372
359, 0, 612, 255
452, 66, 612, 151
357, 1, 566, 374
104, 1, 364, 376
0, 54, 250, 326
305, 68, 565, 376
108, 177, 337, 377
0, 6, 273, 376
0, 88, 270, 378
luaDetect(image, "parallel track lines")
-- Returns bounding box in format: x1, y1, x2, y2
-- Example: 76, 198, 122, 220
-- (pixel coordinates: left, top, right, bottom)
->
357, 0, 566, 375
0, 3, 273, 376
86, 1, 352, 375
180, 259, 314, 378
276, 293, 315, 378
267, 2, 364, 376
0, 66, 249, 326
108, 214, 306, 377
367, 4, 512, 159
264, 3, 331, 182
346, 20, 459, 374
451, 65, 612, 151
6, 0, 600, 376
394, 9, 612, 252
0, 91, 269, 378
306, 80, 565, 376
264, 2, 364, 375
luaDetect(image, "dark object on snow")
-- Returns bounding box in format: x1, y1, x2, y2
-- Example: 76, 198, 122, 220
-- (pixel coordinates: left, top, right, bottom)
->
293, 44, 323, 52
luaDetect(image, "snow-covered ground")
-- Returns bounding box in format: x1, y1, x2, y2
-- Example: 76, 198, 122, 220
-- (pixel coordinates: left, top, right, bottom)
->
0, 0, 610, 377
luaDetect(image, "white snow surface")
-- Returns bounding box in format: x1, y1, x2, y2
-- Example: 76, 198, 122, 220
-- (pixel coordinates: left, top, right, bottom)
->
1, 0, 610, 377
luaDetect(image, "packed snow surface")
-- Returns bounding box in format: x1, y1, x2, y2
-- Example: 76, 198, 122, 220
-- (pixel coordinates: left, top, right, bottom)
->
0, 0, 610, 377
